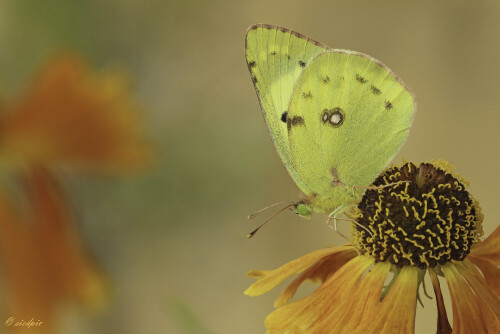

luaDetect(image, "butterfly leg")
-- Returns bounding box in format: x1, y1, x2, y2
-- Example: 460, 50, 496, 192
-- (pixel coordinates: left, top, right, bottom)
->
352, 180, 409, 191
327, 206, 374, 240
326, 206, 350, 242
349, 180, 410, 198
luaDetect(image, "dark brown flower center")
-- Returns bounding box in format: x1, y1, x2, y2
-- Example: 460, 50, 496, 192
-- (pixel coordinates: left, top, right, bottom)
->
353, 162, 483, 270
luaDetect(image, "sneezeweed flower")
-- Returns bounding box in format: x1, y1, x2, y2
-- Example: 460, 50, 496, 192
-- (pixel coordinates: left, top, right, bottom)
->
0, 55, 150, 172
0, 169, 108, 332
246, 161, 500, 333
0, 55, 150, 333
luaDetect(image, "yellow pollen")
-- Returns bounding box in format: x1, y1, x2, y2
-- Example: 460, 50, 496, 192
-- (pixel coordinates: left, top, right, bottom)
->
422, 191, 438, 209
426, 229, 437, 238
420, 254, 430, 267
397, 227, 408, 236
422, 200, 428, 218
451, 196, 461, 206
403, 206, 409, 217
447, 209, 454, 224
438, 195, 451, 205
436, 224, 445, 234
412, 206, 420, 220
436, 235, 444, 246
415, 220, 426, 230
405, 238, 425, 250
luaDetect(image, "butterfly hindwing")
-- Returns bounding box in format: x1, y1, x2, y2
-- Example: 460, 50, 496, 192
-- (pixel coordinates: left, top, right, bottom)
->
245, 24, 328, 191
287, 51, 416, 211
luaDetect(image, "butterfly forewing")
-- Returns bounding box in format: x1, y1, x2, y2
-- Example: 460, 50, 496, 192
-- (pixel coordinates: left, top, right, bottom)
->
287, 51, 415, 208
245, 24, 328, 191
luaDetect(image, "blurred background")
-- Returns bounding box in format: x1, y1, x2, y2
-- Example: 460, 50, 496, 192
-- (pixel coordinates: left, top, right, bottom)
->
0, 0, 499, 333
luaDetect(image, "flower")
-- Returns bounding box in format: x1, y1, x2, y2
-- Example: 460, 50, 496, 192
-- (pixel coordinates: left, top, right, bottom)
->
0, 55, 150, 172
0, 168, 109, 330
0, 55, 150, 333
245, 161, 500, 333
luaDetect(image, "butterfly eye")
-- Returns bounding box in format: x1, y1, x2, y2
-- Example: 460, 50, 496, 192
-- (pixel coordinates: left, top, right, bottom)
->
321, 108, 344, 127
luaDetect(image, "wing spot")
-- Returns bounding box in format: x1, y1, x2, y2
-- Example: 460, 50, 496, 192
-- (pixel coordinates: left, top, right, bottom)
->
248, 61, 256, 68
302, 91, 313, 99
322, 112, 329, 122
287, 116, 305, 131
355, 74, 367, 84
322, 76, 330, 84
285, 54, 291, 60
299, 61, 306, 68
371, 85, 382, 95
385, 101, 393, 110
321, 108, 344, 127
270, 51, 277, 56
252, 75, 258, 83
281, 111, 288, 123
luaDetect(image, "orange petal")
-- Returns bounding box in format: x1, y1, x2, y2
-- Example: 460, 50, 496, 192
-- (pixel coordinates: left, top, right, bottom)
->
267, 259, 418, 334
468, 255, 500, 298
357, 265, 418, 334
274, 246, 357, 307
245, 245, 355, 297
25, 167, 110, 310
0, 171, 109, 334
470, 225, 500, 265
264, 256, 375, 333
0, 193, 53, 325
0, 54, 150, 172
0, 168, 108, 314
429, 269, 452, 334
442, 263, 488, 334
457, 261, 500, 333
328, 262, 391, 334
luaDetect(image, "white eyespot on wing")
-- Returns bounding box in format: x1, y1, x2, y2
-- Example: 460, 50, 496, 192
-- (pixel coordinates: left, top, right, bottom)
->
330, 113, 342, 125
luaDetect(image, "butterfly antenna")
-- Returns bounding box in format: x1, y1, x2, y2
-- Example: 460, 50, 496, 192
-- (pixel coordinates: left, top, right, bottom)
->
247, 204, 295, 238
247, 202, 287, 219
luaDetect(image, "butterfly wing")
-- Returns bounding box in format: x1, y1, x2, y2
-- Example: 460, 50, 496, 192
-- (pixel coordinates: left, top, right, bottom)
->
245, 24, 328, 191
287, 50, 416, 211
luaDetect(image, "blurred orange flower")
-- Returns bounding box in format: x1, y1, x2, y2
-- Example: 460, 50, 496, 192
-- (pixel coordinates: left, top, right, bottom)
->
0, 169, 108, 332
0, 55, 150, 172
0, 55, 150, 333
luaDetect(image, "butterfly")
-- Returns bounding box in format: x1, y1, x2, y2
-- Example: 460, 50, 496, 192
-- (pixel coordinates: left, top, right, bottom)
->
245, 24, 416, 236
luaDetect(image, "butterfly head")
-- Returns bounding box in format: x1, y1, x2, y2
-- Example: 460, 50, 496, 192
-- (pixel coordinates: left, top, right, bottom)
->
293, 202, 312, 218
